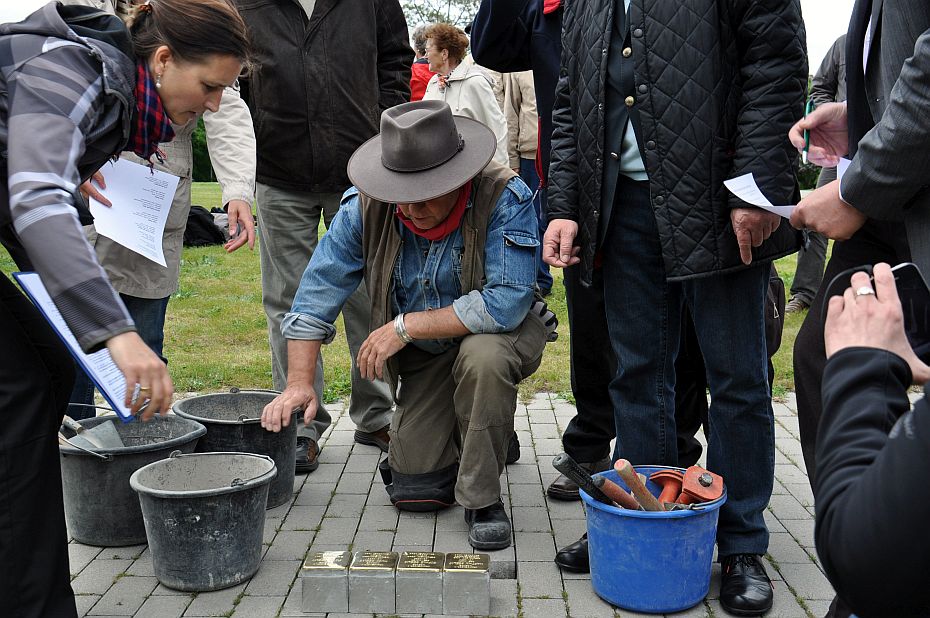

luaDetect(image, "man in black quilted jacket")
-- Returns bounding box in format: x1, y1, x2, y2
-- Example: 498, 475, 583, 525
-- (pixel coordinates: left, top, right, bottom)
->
543, 0, 806, 614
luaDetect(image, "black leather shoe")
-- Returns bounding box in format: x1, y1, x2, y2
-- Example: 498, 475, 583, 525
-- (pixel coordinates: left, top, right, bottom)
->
354, 425, 390, 452
720, 554, 773, 616
554, 534, 589, 573
505, 432, 520, 464
464, 500, 512, 550
295, 437, 319, 474
546, 458, 611, 501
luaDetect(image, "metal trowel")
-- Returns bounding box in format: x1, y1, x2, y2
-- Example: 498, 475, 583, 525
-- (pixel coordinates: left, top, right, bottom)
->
61, 415, 125, 450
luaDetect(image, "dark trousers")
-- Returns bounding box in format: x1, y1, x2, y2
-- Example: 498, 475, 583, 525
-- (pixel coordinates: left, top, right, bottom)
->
794, 220, 909, 486
0, 274, 78, 618
561, 266, 710, 466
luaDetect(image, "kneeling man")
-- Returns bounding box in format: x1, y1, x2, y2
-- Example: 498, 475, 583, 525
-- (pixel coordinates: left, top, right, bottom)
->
262, 100, 547, 550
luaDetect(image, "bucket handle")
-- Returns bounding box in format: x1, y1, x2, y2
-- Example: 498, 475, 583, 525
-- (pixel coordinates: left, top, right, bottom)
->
57, 432, 112, 461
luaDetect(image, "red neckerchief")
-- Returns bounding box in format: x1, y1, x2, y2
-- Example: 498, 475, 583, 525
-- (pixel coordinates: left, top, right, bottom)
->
396, 183, 472, 242
127, 61, 175, 164
437, 70, 453, 91
543, 0, 562, 14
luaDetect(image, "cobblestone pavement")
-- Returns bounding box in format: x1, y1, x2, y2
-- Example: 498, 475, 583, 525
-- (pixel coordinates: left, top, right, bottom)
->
69, 392, 839, 618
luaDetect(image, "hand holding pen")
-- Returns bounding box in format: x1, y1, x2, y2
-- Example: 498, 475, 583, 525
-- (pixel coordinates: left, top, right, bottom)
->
788, 101, 849, 168
802, 98, 814, 164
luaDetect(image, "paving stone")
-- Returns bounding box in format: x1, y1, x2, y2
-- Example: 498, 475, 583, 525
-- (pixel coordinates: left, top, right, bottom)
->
343, 453, 381, 473
358, 505, 399, 531
514, 531, 556, 562
126, 549, 155, 577
563, 578, 618, 617
315, 517, 358, 545
521, 597, 568, 617
512, 506, 552, 532
280, 505, 326, 531
768, 494, 812, 520
151, 583, 192, 596
335, 472, 375, 494
533, 438, 565, 456
509, 484, 547, 507
183, 583, 246, 616
517, 560, 564, 598
69, 543, 103, 576
88, 575, 158, 615
783, 481, 815, 507
352, 530, 395, 551
134, 594, 191, 618
517, 445, 537, 463
489, 578, 519, 617
244, 559, 299, 596
71, 559, 133, 595
660, 601, 711, 617
265, 530, 315, 561
766, 532, 815, 565
97, 545, 147, 561
307, 463, 345, 483
774, 463, 808, 484
779, 562, 836, 600
781, 518, 816, 549
763, 509, 788, 534
506, 463, 543, 485
366, 483, 394, 506
230, 595, 285, 617
317, 444, 351, 465
294, 482, 336, 506
74, 594, 101, 616
531, 423, 561, 440
327, 493, 367, 519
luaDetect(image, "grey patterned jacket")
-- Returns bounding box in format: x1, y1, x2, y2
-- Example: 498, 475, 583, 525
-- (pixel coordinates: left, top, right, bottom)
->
0, 2, 136, 352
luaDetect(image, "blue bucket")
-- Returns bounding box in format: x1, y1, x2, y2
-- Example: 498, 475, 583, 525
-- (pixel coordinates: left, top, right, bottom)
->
580, 466, 727, 614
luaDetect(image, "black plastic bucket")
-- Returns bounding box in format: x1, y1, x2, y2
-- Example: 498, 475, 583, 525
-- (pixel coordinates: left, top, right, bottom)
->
172, 390, 298, 508
130, 451, 277, 591
59, 415, 206, 546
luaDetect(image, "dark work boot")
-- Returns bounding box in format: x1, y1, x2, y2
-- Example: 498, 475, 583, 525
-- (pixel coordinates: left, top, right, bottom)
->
554, 534, 589, 573
464, 500, 512, 550
295, 437, 319, 474
720, 554, 774, 616
546, 458, 611, 500
505, 432, 521, 464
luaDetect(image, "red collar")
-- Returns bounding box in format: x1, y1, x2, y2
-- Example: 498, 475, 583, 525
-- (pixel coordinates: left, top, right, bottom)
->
543, 0, 562, 14
395, 183, 472, 242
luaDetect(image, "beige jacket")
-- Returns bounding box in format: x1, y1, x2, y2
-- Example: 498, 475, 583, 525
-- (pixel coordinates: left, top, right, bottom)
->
63, 0, 257, 298
502, 71, 538, 169
423, 59, 509, 168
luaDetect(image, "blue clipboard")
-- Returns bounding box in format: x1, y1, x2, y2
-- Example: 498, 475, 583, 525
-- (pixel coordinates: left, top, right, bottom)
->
13, 271, 135, 422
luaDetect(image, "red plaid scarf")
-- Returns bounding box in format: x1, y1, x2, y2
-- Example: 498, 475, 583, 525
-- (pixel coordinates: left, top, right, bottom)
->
127, 61, 174, 164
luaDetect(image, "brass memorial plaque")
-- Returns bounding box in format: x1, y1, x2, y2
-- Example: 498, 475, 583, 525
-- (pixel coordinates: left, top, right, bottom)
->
349, 550, 399, 571
302, 551, 351, 570
396, 551, 445, 572
443, 553, 490, 572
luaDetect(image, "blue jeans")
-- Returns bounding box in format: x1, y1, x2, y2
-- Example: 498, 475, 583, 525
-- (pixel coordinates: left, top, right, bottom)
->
67, 295, 170, 419
519, 157, 553, 293
601, 175, 774, 557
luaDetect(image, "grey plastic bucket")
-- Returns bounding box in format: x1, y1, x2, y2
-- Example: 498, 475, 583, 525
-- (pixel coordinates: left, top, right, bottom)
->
59, 415, 206, 546
172, 389, 298, 508
130, 451, 277, 591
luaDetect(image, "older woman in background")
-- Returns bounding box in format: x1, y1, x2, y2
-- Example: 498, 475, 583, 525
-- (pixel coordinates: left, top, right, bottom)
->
421, 23, 509, 167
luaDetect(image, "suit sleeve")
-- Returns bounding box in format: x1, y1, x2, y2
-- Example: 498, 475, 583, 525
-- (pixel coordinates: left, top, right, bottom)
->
840, 28, 930, 222
815, 347, 930, 615
727, 0, 807, 207
375, 0, 413, 111
470, 0, 535, 72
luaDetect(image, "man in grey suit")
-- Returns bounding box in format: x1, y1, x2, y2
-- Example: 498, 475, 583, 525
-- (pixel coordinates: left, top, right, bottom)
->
789, 2, 930, 615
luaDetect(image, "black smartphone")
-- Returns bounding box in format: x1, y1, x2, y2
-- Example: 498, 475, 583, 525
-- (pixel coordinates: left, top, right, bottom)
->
822, 262, 930, 363
890, 262, 930, 364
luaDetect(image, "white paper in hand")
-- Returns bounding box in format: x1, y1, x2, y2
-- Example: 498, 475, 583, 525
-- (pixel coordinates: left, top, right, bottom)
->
724, 173, 795, 218
88, 158, 179, 267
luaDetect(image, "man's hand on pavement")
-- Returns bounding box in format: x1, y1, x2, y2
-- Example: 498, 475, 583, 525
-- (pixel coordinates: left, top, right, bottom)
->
261, 384, 317, 432
825, 264, 930, 384
542, 219, 580, 268
357, 321, 407, 381
730, 208, 781, 265
787, 101, 849, 167
790, 180, 866, 241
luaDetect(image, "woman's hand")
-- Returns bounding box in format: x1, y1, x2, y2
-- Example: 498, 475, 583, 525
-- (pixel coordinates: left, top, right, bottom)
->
105, 331, 174, 420
223, 199, 256, 252
79, 171, 111, 207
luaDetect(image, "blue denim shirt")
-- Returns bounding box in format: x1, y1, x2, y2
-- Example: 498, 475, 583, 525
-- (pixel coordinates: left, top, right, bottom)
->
283, 177, 539, 353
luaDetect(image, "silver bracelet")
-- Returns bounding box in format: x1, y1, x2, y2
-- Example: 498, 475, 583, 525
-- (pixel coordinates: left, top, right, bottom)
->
394, 313, 414, 343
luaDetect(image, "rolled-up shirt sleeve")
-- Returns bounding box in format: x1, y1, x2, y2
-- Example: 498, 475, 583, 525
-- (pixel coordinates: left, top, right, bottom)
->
282, 191, 366, 342
452, 178, 537, 332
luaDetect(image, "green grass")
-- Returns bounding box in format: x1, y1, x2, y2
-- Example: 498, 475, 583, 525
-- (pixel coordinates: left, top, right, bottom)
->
2, 181, 824, 402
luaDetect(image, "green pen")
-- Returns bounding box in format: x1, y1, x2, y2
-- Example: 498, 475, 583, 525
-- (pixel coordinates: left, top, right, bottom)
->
801, 97, 814, 164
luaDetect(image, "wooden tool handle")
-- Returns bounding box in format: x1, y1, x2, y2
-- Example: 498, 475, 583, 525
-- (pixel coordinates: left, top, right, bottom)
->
596, 477, 642, 510
614, 460, 663, 511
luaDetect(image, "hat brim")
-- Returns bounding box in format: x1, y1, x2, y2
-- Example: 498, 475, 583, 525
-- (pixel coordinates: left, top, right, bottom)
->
347, 115, 497, 203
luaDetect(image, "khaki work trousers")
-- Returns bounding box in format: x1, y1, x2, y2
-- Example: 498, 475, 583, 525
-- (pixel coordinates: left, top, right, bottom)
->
386, 313, 547, 509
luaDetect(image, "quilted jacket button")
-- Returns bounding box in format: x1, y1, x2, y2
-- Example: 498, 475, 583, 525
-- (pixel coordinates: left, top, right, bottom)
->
602, 47, 608, 55
595, 157, 602, 166
646, 140, 656, 150
622, 47, 632, 58
598, 103, 604, 111
633, 28, 643, 37
624, 96, 635, 107
609, 151, 619, 160
638, 84, 647, 94
655, 196, 665, 205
